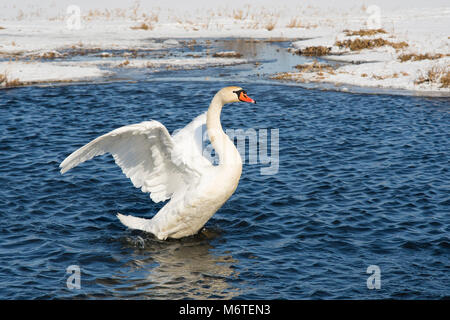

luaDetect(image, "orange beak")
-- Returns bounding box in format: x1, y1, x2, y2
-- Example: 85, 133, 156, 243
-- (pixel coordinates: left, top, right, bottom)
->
239, 91, 256, 104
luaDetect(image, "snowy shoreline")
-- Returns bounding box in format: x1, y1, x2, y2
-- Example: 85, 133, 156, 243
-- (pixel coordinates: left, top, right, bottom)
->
0, 1, 448, 95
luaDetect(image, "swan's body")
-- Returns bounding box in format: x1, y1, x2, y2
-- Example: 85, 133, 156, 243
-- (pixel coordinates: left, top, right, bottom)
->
59, 87, 255, 240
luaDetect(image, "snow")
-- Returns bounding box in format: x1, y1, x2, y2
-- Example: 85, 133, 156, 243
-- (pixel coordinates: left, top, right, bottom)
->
287, 5, 449, 93
0, 61, 111, 85
78, 57, 247, 69
277, 58, 449, 92
0, 0, 448, 93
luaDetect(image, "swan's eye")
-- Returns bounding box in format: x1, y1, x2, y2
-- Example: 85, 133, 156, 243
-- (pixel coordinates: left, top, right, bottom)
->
233, 89, 244, 98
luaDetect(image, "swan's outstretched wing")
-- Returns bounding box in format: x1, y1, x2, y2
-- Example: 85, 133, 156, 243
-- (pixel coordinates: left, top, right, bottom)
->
171, 112, 213, 171
60, 120, 194, 203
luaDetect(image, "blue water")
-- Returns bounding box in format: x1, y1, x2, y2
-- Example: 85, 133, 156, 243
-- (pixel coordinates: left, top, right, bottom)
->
0, 79, 449, 299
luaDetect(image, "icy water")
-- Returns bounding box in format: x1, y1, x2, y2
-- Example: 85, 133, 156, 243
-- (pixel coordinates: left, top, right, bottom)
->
0, 39, 449, 299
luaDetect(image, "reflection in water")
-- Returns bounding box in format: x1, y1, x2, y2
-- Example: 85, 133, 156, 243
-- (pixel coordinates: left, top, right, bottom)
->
98, 231, 241, 299
216, 38, 309, 77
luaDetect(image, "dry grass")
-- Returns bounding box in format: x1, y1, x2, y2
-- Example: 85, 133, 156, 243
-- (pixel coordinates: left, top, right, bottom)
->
265, 20, 277, 31
286, 18, 302, 28
271, 60, 337, 82
372, 74, 389, 80
441, 70, 450, 88
212, 51, 243, 58
117, 60, 130, 67
0, 72, 23, 87
5, 78, 23, 87
415, 65, 450, 88
343, 28, 387, 36
335, 38, 408, 51
264, 38, 292, 43
294, 60, 335, 74
41, 52, 57, 59
398, 53, 446, 62
17, 10, 25, 21
40, 51, 61, 59
142, 12, 159, 23
270, 72, 296, 81
298, 46, 331, 56
130, 22, 153, 31
245, 21, 260, 30
371, 72, 411, 80
62, 47, 102, 58
233, 9, 247, 20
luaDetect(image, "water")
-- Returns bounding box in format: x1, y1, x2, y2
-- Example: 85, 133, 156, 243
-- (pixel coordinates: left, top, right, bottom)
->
0, 48, 449, 299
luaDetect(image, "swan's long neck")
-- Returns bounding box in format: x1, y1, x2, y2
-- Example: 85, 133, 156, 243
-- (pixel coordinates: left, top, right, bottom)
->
206, 93, 242, 168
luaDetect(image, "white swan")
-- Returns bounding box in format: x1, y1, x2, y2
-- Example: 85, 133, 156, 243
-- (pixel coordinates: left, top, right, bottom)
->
60, 86, 256, 240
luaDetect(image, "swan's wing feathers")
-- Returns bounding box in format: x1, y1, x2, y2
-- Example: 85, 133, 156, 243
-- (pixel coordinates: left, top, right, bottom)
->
171, 112, 212, 172
60, 121, 186, 203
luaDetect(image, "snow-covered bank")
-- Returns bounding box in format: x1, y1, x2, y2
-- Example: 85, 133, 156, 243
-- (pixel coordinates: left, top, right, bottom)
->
284, 8, 449, 93
87, 57, 247, 69
0, 61, 111, 86
0, 55, 248, 87
0, 1, 448, 93
272, 58, 450, 93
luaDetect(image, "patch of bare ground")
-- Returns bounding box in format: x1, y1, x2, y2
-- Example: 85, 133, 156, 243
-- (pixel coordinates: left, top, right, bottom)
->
415, 65, 450, 88
335, 38, 408, 51
212, 51, 242, 58
297, 46, 331, 56
398, 53, 447, 62
343, 28, 387, 36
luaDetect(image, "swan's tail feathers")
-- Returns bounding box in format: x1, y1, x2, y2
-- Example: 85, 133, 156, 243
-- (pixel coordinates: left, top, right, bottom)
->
116, 213, 155, 234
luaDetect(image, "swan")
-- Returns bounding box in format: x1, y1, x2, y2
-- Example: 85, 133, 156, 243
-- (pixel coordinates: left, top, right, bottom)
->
59, 86, 256, 240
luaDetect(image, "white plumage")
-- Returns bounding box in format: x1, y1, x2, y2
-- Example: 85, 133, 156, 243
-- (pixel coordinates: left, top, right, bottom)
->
60, 86, 255, 240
